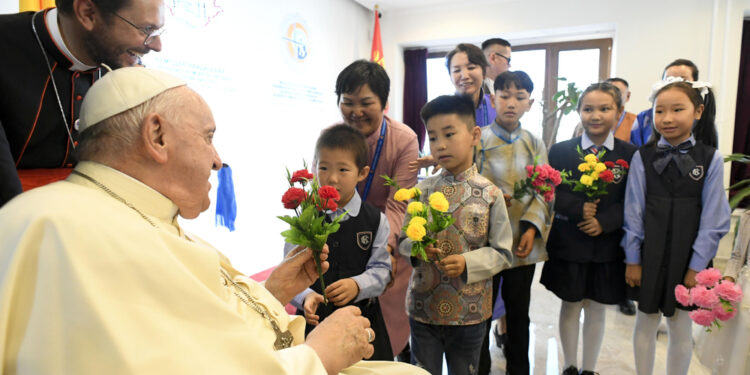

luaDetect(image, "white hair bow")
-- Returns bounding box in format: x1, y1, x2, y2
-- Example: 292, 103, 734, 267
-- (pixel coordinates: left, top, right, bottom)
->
648, 76, 712, 104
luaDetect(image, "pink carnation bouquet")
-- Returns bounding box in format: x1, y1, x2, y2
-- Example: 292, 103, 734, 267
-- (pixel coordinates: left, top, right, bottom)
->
674, 267, 744, 331
512, 155, 564, 202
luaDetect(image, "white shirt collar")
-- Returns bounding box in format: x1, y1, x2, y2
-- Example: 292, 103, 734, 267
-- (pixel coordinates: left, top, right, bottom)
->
581, 131, 615, 151
657, 134, 696, 148
46, 8, 97, 71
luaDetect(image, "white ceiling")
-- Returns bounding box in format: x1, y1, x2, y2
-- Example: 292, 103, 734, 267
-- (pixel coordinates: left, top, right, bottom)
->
351, 0, 515, 14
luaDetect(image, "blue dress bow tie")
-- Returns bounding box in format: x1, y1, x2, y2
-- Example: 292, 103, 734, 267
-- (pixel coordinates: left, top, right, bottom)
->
652, 141, 695, 175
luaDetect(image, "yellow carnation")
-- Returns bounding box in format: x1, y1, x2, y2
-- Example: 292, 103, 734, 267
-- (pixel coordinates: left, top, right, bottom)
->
407, 201, 425, 216
580, 174, 594, 186
409, 187, 422, 199
406, 223, 426, 241
594, 163, 607, 172
428, 192, 450, 212
584, 154, 598, 163
578, 163, 590, 172
394, 188, 411, 202
591, 171, 600, 180
409, 216, 427, 227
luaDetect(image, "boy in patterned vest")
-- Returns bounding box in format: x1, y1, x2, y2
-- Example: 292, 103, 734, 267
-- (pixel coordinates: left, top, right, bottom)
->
285, 124, 393, 360
399, 95, 513, 375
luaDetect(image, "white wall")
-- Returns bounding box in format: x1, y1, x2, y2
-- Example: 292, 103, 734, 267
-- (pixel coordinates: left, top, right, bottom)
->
0, 2, 17, 14
380, 0, 748, 164
141, 0, 372, 275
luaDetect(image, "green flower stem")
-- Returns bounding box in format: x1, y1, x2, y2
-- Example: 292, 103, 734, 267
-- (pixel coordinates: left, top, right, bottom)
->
313, 248, 328, 304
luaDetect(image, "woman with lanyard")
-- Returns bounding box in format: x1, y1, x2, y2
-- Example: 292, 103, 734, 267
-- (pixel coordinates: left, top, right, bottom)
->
334, 60, 419, 360
446, 43, 496, 127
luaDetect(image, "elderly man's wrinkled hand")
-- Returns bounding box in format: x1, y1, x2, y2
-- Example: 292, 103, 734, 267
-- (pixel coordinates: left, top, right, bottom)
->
305, 306, 375, 375
265, 245, 329, 306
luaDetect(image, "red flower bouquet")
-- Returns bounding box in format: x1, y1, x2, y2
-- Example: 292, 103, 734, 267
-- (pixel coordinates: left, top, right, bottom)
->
674, 267, 744, 331
513, 155, 564, 202
278, 166, 345, 303
560, 146, 629, 201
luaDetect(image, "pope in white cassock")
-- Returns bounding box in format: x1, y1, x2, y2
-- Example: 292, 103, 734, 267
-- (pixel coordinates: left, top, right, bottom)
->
0, 67, 426, 375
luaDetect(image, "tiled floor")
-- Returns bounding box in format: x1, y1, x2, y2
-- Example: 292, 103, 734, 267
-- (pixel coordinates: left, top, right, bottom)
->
484, 263, 711, 375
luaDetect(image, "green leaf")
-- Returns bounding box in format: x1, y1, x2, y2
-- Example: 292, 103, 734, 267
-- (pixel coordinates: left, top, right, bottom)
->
411, 241, 429, 262
727, 180, 750, 190
724, 153, 750, 164
729, 188, 750, 210
298, 205, 315, 229
326, 222, 341, 235
381, 175, 401, 189
277, 215, 298, 226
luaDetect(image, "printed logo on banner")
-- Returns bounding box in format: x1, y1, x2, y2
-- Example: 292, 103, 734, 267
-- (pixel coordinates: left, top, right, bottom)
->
283, 22, 309, 62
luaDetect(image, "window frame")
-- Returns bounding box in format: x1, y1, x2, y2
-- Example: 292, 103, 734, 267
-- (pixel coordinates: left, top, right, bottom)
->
511, 38, 612, 115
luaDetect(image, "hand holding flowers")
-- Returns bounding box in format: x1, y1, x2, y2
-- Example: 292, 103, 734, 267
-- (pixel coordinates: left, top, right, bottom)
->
561, 145, 629, 201
512, 155, 564, 203
384, 175, 455, 263
674, 267, 744, 331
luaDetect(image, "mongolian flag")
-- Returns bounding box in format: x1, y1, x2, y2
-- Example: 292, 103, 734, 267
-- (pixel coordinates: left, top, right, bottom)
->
19, 0, 55, 12
370, 6, 384, 67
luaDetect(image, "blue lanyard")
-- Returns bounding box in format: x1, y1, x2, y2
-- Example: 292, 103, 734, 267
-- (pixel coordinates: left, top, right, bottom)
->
360, 117, 387, 201
478, 95, 489, 126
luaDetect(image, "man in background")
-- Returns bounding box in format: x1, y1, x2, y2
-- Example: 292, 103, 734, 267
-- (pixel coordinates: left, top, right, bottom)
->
482, 38, 512, 94
629, 58, 700, 146
0, 0, 165, 207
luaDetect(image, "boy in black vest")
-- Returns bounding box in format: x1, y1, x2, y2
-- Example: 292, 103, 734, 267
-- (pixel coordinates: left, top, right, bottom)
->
285, 124, 393, 360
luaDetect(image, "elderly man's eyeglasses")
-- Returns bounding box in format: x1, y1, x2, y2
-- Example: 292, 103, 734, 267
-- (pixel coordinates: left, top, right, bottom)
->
113, 12, 165, 46
494, 52, 511, 65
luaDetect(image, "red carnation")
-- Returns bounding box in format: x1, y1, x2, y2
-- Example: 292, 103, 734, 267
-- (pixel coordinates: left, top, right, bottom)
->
318, 185, 340, 201
536, 165, 550, 180
317, 197, 338, 212
282, 187, 307, 209
599, 169, 614, 183
290, 169, 314, 184
325, 199, 338, 211
548, 167, 562, 186
543, 190, 554, 202
525, 165, 534, 177
616, 159, 629, 169
604, 161, 615, 168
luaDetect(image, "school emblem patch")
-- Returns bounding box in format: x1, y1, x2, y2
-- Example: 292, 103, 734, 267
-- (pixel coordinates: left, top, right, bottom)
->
689, 165, 704, 181
612, 166, 625, 184
357, 231, 373, 251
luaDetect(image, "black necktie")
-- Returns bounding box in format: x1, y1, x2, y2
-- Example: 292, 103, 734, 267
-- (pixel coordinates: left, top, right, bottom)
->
652, 141, 695, 175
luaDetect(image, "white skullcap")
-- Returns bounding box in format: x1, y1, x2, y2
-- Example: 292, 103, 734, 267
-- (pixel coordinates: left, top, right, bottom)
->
77, 67, 186, 132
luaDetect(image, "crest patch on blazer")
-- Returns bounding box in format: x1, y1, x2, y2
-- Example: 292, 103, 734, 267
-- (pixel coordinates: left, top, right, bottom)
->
357, 231, 373, 251
689, 165, 704, 181
612, 165, 625, 184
